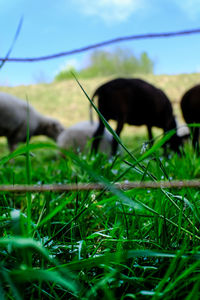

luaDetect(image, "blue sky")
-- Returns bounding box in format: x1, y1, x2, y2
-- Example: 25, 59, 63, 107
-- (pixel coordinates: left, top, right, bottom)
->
1, 0, 200, 86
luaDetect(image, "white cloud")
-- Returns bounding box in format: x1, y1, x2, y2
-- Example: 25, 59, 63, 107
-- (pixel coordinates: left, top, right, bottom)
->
73, 0, 146, 23
196, 64, 200, 72
61, 59, 80, 71
55, 58, 81, 75
174, 0, 200, 19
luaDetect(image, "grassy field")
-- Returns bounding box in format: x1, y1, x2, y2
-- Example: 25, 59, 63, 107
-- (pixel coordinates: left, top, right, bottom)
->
1, 72, 200, 126
1, 73, 200, 299
1, 72, 200, 148
0, 72, 199, 152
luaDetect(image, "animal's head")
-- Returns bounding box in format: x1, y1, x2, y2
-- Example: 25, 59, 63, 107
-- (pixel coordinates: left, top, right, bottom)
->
45, 119, 65, 141
168, 133, 183, 153
163, 116, 186, 153
165, 115, 177, 132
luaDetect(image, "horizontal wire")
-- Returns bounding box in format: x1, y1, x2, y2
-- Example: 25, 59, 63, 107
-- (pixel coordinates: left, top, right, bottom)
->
1, 27, 200, 63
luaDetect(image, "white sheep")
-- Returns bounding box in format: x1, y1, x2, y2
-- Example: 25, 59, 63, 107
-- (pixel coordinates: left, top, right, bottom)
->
0, 91, 65, 151
57, 120, 116, 155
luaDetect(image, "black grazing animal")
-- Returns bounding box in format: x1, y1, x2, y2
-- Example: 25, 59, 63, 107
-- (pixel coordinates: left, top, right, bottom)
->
91, 78, 182, 155
181, 84, 200, 151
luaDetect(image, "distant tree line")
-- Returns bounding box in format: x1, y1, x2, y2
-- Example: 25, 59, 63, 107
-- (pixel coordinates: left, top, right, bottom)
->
54, 47, 154, 81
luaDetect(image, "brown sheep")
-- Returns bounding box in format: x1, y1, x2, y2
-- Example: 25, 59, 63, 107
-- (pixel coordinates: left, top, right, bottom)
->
91, 78, 182, 155
0, 91, 65, 151
181, 84, 200, 151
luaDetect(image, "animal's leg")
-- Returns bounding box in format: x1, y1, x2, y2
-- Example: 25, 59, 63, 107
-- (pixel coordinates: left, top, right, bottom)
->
147, 125, 153, 146
7, 138, 17, 152
91, 120, 105, 152
192, 127, 199, 152
112, 120, 124, 155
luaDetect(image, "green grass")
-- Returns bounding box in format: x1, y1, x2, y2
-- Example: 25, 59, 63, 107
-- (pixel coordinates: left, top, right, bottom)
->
1, 74, 200, 298
0, 132, 200, 299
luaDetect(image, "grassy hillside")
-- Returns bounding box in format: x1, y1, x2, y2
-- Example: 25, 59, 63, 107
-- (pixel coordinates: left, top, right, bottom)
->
0, 72, 199, 151
1, 73, 200, 125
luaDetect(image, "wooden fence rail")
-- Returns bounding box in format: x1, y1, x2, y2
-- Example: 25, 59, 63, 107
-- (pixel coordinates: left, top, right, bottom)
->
0, 180, 199, 193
